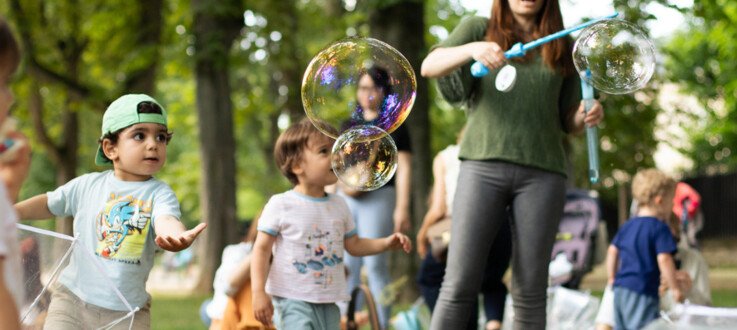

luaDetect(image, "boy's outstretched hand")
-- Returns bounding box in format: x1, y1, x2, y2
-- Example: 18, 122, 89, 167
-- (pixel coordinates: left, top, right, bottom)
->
155, 223, 207, 252
385, 232, 412, 253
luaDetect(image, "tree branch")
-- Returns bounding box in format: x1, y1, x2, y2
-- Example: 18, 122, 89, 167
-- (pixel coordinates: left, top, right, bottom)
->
9, 0, 97, 100
27, 82, 63, 166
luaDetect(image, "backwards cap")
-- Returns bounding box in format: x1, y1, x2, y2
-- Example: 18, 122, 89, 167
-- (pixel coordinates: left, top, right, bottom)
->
95, 94, 167, 165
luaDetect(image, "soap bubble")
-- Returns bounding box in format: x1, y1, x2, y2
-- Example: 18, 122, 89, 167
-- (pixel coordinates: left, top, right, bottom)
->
573, 19, 655, 94
302, 37, 416, 139
331, 125, 398, 191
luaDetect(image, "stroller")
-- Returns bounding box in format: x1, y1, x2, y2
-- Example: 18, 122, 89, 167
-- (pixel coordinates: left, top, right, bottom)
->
550, 189, 601, 289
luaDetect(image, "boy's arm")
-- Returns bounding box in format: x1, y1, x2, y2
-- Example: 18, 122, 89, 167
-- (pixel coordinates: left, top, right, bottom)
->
251, 232, 276, 327
15, 194, 54, 220
226, 255, 252, 297
344, 232, 412, 257
605, 244, 619, 285
658, 253, 683, 302
153, 215, 206, 252
0, 261, 20, 330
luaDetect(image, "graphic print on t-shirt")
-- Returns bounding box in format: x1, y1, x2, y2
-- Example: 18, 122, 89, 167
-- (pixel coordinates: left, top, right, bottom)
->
95, 193, 152, 264
292, 223, 344, 288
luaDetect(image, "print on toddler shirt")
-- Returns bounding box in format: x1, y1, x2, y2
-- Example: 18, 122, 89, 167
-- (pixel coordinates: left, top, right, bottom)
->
95, 194, 152, 264
292, 223, 344, 288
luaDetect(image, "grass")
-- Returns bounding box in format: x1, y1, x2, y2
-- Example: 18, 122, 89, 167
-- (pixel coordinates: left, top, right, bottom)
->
713, 290, 737, 307
590, 289, 737, 307
151, 294, 210, 330
151, 290, 737, 329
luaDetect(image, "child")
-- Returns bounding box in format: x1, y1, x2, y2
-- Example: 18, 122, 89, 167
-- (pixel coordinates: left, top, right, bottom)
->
251, 119, 412, 329
0, 17, 32, 330
606, 168, 681, 330
204, 215, 260, 329
14, 94, 206, 329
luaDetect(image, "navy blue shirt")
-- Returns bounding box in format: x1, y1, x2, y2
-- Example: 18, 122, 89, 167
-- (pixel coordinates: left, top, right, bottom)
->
612, 216, 677, 298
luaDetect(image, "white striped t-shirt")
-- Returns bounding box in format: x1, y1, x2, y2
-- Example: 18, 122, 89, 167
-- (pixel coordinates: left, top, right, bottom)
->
258, 190, 356, 303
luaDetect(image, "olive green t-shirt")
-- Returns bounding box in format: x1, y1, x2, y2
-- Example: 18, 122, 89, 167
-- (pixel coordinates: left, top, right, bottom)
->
434, 16, 581, 176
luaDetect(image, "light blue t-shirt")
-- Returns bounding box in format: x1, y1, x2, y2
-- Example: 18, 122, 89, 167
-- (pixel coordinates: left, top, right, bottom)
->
47, 170, 181, 311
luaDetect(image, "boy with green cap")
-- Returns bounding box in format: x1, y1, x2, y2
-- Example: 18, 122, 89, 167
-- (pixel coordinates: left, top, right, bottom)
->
15, 94, 206, 329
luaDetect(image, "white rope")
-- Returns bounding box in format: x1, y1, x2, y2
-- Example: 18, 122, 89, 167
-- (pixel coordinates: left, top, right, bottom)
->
674, 303, 737, 318
16, 223, 75, 241
97, 307, 139, 330
20, 234, 77, 323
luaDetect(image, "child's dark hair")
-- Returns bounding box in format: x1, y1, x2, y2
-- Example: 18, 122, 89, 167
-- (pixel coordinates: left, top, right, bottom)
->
274, 118, 334, 185
0, 18, 21, 73
98, 101, 173, 145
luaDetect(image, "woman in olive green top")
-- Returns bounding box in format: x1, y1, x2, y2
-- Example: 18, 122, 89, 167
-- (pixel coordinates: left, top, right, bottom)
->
421, 1, 603, 329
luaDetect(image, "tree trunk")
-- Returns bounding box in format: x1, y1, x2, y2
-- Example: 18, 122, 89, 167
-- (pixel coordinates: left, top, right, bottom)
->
369, 0, 429, 300
191, 0, 242, 293
55, 100, 79, 236
125, 0, 164, 94
267, 0, 304, 124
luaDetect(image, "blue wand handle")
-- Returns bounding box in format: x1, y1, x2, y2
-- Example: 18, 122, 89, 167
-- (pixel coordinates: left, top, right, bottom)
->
471, 12, 618, 78
581, 76, 600, 184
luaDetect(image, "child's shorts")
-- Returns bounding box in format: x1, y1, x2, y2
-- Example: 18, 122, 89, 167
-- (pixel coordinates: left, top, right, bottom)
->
272, 296, 340, 330
613, 286, 660, 330
43, 284, 151, 330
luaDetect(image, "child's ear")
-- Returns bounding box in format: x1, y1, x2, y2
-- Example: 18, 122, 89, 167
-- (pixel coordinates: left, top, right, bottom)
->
102, 139, 119, 162
654, 195, 663, 205
291, 162, 304, 176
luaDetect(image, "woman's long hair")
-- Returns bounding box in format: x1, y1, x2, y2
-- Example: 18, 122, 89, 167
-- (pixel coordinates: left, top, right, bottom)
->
486, 0, 574, 75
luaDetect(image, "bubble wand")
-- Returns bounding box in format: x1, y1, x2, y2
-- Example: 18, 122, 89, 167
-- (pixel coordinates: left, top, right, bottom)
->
581, 70, 600, 183
470, 12, 619, 86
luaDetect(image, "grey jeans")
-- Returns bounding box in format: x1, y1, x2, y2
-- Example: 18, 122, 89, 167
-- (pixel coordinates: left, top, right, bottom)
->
430, 160, 566, 330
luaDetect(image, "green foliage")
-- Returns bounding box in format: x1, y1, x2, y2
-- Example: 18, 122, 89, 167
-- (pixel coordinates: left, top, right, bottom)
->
568, 0, 667, 201
662, 0, 737, 175
425, 0, 472, 155
8, 0, 711, 228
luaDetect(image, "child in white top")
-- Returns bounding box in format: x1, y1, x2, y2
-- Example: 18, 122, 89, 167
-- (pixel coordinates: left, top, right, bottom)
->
15, 94, 206, 329
251, 119, 411, 329
0, 17, 32, 330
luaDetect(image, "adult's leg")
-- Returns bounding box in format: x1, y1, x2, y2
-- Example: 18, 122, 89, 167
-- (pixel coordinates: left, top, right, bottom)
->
430, 161, 513, 330
356, 187, 395, 329
340, 192, 364, 312
342, 187, 395, 329
509, 166, 566, 330
481, 214, 512, 323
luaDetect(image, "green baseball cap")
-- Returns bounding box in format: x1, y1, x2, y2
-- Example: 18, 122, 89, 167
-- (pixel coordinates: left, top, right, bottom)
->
95, 94, 168, 166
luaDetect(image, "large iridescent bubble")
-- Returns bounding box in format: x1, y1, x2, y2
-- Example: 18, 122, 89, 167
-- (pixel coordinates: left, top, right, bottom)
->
573, 19, 655, 94
302, 37, 416, 139
331, 126, 398, 191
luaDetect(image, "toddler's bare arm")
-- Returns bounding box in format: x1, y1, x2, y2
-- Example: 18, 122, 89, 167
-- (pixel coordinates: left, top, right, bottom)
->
251, 232, 276, 327
345, 233, 412, 257
153, 215, 206, 252
605, 244, 619, 285
0, 261, 20, 330
15, 194, 53, 220
657, 253, 683, 302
